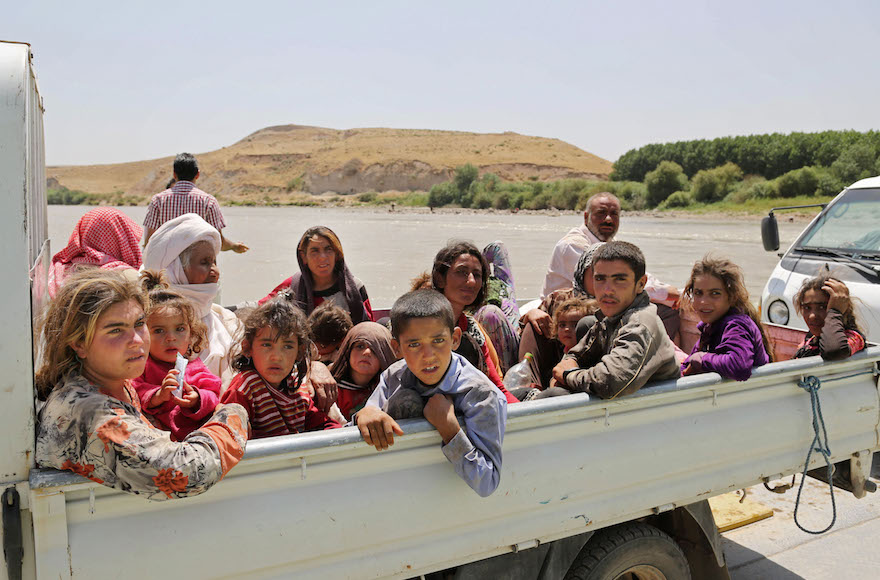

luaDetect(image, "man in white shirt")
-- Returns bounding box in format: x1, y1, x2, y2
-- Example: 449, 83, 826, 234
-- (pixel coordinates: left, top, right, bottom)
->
541, 193, 620, 299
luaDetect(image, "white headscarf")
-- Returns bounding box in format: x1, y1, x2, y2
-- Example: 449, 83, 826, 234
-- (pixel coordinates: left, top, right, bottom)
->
142, 214, 239, 384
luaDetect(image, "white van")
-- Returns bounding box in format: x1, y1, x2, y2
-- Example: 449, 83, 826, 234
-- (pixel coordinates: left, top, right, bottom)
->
760, 176, 880, 341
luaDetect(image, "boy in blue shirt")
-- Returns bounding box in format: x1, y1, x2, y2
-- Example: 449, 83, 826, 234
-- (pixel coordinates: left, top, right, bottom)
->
355, 290, 506, 497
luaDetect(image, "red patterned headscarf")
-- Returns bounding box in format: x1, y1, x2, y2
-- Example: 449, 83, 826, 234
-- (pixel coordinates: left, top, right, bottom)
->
48, 208, 143, 297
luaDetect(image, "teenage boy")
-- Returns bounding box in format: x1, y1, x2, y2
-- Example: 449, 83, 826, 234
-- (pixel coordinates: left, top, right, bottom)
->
548, 241, 680, 399
355, 290, 506, 497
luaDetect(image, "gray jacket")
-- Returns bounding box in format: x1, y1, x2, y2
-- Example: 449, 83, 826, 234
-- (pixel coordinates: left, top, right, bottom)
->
562, 291, 680, 399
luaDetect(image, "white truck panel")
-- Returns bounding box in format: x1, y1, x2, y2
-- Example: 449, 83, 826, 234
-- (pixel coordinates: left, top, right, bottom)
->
29, 348, 880, 579
0, 41, 44, 485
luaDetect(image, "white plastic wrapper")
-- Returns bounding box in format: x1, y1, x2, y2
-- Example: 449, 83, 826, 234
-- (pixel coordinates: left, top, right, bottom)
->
174, 353, 188, 398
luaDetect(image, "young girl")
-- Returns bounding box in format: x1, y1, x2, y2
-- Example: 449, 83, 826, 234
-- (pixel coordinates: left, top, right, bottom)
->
132, 271, 223, 441
793, 275, 866, 360
552, 296, 597, 353
328, 322, 397, 422
308, 303, 353, 364
680, 256, 772, 381
221, 297, 341, 439
35, 269, 248, 501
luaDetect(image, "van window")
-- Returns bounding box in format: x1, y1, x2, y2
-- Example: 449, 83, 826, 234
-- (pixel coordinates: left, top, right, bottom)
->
798, 188, 880, 252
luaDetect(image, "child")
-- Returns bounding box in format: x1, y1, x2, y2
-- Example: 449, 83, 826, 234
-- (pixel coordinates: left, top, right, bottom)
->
221, 297, 340, 439
35, 269, 248, 501
355, 290, 507, 497
329, 322, 397, 422
793, 274, 866, 360
308, 302, 353, 364
549, 241, 680, 399
552, 296, 597, 353
680, 256, 771, 381
132, 271, 223, 441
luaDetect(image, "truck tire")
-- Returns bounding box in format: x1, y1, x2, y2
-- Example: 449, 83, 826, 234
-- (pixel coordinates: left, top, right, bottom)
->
564, 522, 691, 580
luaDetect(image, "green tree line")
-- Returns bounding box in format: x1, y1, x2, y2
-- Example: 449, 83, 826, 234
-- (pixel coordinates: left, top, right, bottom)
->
612, 130, 880, 183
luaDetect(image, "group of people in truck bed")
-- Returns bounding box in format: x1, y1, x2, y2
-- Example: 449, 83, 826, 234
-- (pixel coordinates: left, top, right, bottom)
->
35, 152, 867, 501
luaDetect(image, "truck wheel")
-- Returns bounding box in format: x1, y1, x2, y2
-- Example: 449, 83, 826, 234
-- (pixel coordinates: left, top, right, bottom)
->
564, 522, 691, 580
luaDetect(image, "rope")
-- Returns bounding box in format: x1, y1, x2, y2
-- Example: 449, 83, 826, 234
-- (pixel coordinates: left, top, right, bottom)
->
793, 375, 837, 534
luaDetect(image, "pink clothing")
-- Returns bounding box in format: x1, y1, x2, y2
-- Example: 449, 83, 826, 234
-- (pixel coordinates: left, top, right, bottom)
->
48, 208, 143, 297
132, 356, 222, 441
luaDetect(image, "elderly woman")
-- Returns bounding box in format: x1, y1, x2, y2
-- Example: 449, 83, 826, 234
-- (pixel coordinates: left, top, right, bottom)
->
431, 241, 519, 404
48, 207, 143, 298
142, 213, 241, 387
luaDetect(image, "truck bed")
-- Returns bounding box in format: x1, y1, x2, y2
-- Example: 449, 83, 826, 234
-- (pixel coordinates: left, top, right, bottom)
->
27, 347, 880, 579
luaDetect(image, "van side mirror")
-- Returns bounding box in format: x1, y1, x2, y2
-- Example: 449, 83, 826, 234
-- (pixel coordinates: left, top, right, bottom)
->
761, 213, 779, 251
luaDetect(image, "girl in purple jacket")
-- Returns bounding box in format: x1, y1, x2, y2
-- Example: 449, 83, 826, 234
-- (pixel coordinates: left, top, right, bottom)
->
681, 256, 772, 381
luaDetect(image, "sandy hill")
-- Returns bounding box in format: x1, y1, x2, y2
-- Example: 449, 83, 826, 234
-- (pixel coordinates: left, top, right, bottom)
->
47, 125, 613, 200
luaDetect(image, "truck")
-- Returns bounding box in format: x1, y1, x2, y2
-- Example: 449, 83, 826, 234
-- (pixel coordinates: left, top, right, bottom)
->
2, 40, 879, 580
760, 178, 880, 341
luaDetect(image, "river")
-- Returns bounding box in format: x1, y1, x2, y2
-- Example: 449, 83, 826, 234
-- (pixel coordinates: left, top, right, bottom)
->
48, 206, 808, 308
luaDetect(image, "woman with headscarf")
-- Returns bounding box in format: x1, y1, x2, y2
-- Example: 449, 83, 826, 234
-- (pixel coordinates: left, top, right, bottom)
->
431, 241, 519, 404
259, 226, 373, 324
518, 242, 604, 388
327, 322, 397, 422
141, 213, 242, 387
48, 208, 143, 298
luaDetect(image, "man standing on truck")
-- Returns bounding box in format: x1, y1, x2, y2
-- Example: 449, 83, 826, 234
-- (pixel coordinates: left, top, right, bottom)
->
142, 153, 249, 253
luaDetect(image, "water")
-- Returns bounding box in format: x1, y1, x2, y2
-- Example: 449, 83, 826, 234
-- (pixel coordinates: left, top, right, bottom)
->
48, 206, 807, 307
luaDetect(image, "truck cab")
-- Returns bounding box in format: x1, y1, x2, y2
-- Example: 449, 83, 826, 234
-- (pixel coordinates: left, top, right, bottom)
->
760, 177, 880, 341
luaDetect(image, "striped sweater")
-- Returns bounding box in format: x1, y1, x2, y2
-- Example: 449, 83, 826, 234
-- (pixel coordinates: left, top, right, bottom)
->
221, 369, 340, 439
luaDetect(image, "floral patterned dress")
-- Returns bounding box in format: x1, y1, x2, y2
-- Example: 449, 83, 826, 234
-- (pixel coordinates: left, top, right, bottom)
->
36, 373, 249, 501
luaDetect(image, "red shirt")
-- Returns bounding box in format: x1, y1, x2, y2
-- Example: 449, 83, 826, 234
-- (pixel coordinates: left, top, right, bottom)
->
221, 369, 340, 439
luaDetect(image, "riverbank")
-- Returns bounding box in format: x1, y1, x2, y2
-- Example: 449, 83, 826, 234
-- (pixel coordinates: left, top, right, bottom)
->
48, 186, 830, 221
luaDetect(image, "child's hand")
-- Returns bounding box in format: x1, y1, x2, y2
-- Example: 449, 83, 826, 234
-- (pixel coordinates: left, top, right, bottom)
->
176, 382, 200, 409
149, 369, 181, 408
357, 406, 404, 451
682, 352, 705, 376
824, 279, 850, 314
551, 358, 579, 385
423, 394, 460, 444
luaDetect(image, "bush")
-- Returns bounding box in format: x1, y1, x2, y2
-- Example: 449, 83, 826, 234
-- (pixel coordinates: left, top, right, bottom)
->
813, 169, 844, 197
775, 166, 819, 198
47, 187, 92, 205
831, 143, 877, 184
357, 192, 377, 203
454, 164, 479, 194
645, 161, 688, 207
733, 177, 777, 200
524, 191, 552, 210
286, 176, 304, 191
492, 191, 511, 210
691, 162, 743, 203
660, 190, 694, 208
550, 187, 581, 210
472, 190, 494, 209
481, 172, 500, 192
428, 182, 457, 207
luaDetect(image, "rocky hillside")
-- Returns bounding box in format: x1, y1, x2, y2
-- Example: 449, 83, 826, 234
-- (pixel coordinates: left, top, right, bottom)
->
47, 125, 613, 200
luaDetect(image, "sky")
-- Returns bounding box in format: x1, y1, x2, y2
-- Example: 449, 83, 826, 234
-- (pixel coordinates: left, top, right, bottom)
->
6, 0, 880, 166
